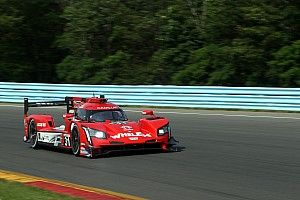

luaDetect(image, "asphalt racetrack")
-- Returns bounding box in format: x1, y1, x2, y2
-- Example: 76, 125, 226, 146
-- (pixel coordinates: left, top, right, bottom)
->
0, 105, 299, 200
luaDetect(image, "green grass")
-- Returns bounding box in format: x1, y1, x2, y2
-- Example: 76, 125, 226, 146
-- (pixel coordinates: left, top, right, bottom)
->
0, 179, 82, 200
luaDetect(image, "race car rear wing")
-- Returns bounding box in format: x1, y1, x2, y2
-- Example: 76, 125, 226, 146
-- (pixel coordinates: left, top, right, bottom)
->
24, 95, 106, 116
24, 97, 73, 116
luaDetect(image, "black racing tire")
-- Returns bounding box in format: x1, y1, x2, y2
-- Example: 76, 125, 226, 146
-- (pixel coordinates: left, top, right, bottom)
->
28, 119, 39, 149
71, 127, 80, 156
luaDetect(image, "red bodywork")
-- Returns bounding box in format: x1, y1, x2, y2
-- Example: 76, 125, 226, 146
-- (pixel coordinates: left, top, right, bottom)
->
23, 97, 173, 157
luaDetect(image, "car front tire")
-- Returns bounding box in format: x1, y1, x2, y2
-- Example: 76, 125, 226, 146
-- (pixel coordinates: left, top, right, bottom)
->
71, 127, 80, 156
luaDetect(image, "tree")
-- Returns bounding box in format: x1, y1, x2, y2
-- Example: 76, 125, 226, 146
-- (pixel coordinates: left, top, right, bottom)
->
145, 0, 203, 84
173, 0, 300, 86
0, 0, 299, 86
0, 0, 64, 82
268, 40, 300, 87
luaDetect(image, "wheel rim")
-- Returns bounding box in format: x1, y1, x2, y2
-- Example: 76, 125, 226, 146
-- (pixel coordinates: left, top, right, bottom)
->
29, 121, 38, 147
72, 129, 80, 154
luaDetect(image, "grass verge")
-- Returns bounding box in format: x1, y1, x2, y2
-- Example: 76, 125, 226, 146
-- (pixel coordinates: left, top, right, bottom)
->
0, 179, 82, 200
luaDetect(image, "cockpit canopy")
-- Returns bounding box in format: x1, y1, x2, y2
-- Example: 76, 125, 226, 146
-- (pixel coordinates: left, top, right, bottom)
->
75, 108, 128, 122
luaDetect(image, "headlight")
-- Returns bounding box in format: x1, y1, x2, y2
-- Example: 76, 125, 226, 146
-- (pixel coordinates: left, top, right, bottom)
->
83, 127, 106, 139
157, 124, 171, 136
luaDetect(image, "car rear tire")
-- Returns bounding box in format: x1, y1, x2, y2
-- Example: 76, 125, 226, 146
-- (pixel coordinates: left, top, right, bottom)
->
71, 127, 80, 156
28, 119, 39, 149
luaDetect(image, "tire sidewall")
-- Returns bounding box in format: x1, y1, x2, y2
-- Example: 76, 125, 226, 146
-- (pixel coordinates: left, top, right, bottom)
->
29, 119, 39, 149
71, 126, 80, 156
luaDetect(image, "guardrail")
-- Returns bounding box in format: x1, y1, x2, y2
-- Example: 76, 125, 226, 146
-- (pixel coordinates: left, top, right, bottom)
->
0, 82, 300, 111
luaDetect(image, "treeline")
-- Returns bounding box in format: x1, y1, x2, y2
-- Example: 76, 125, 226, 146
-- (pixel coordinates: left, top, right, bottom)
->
0, 0, 299, 86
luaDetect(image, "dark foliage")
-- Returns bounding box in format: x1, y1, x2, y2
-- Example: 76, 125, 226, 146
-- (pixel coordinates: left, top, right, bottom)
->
0, 0, 299, 86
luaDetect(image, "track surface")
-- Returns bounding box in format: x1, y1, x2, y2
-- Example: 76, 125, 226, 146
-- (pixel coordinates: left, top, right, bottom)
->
0, 106, 299, 200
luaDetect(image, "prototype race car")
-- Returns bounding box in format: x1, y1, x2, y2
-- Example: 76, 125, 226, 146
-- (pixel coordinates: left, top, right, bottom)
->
23, 96, 177, 158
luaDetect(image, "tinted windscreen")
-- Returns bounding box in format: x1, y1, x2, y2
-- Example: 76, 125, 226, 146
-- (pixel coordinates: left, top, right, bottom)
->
88, 109, 128, 122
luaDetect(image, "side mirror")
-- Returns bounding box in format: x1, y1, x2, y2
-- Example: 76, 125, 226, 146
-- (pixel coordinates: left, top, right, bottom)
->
142, 110, 154, 115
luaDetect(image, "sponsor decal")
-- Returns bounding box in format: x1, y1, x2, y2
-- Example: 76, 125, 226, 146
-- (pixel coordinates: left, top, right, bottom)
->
37, 132, 61, 144
36, 102, 57, 106
121, 125, 133, 132
129, 137, 138, 141
64, 135, 71, 147
111, 132, 151, 139
110, 121, 127, 125
37, 123, 47, 128
96, 106, 118, 110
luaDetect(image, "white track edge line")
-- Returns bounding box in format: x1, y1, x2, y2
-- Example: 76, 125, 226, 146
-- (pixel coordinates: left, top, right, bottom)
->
124, 110, 300, 120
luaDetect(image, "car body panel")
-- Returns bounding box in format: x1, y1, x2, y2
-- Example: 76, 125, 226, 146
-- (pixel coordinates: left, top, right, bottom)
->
23, 96, 175, 157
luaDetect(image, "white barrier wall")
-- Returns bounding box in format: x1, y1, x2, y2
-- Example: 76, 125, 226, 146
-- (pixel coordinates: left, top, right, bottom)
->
0, 82, 300, 111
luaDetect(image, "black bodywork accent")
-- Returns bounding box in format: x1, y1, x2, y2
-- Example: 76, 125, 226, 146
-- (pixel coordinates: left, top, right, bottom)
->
93, 143, 162, 155
24, 97, 72, 116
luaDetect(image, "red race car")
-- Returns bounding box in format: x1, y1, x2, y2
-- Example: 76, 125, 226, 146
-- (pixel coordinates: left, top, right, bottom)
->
23, 96, 178, 158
